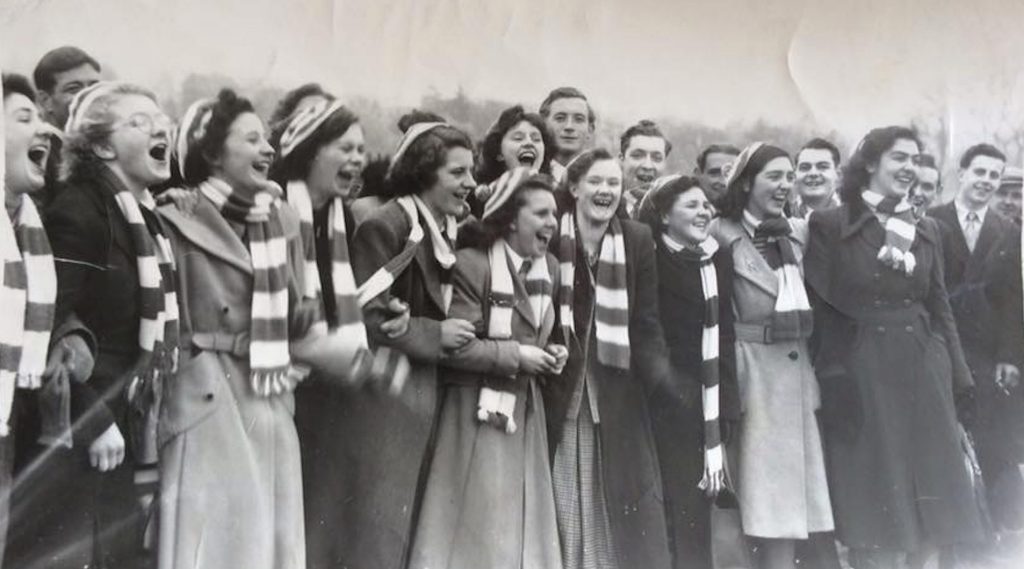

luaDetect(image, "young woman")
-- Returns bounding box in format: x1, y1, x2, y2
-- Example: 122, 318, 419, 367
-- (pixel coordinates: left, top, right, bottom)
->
268, 96, 413, 567
469, 105, 555, 217
711, 143, 833, 569
5, 81, 176, 569
157, 89, 360, 569
804, 126, 985, 569
341, 116, 478, 569
639, 175, 740, 569
409, 170, 567, 569
545, 148, 673, 569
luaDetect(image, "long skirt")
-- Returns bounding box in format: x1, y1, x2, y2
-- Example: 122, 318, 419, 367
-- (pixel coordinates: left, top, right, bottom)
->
551, 387, 618, 569
409, 380, 562, 569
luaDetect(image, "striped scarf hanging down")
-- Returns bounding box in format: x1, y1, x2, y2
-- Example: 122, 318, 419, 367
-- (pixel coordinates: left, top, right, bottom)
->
477, 240, 553, 434
355, 195, 456, 393
743, 210, 813, 340
0, 193, 57, 436
861, 190, 917, 275
557, 211, 630, 370
199, 177, 306, 396
676, 237, 725, 486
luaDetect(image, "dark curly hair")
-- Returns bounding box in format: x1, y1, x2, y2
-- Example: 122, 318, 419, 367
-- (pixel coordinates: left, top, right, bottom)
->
555, 147, 618, 214
715, 144, 790, 221
838, 126, 921, 206
637, 175, 703, 237
475, 105, 555, 185
182, 88, 257, 186
459, 173, 556, 250
270, 104, 360, 185
384, 111, 472, 198
2, 73, 37, 103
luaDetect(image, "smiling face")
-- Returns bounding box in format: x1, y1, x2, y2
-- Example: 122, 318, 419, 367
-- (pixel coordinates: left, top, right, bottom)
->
867, 138, 919, 198
210, 112, 275, 194
994, 183, 1022, 222
795, 147, 838, 203
420, 146, 476, 218
545, 97, 591, 159
912, 166, 940, 210
698, 151, 738, 201
100, 94, 173, 190
499, 120, 544, 171
621, 135, 667, 189
745, 156, 794, 220
571, 159, 622, 225
3, 92, 53, 196
506, 188, 558, 259
663, 185, 713, 247
958, 154, 1004, 209
40, 63, 101, 127
306, 123, 366, 202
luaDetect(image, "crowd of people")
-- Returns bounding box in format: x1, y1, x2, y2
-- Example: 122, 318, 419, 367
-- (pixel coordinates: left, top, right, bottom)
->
0, 45, 1022, 569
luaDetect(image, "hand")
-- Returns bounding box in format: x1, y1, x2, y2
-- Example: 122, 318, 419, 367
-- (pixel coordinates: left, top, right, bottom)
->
155, 187, 199, 215
519, 345, 558, 375
996, 363, 1021, 394
440, 319, 475, 350
545, 344, 569, 374
698, 466, 726, 498
44, 334, 95, 384
89, 424, 126, 472
379, 298, 410, 339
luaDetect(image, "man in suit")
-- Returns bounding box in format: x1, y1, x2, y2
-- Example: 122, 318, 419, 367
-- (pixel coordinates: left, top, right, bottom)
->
929, 143, 1023, 532
618, 120, 671, 216
994, 166, 1022, 226
538, 87, 595, 183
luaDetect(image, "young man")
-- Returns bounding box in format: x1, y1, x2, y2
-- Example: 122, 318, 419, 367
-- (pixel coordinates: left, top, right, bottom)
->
928, 143, 1022, 532
694, 143, 740, 203
994, 166, 1022, 225
792, 138, 841, 217
539, 86, 595, 183
619, 119, 671, 216
33, 46, 102, 128
911, 153, 942, 216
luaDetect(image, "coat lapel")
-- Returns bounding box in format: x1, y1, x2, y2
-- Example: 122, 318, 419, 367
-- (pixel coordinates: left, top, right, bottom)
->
509, 254, 539, 329
966, 211, 1004, 276
412, 232, 448, 314
716, 219, 779, 297
157, 197, 253, 275
932, 202, 970, 259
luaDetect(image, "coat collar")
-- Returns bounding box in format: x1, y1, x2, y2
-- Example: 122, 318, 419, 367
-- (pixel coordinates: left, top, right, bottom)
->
713, 216, 786, 297
158, 194, 253, 274
842, 201, 936, 245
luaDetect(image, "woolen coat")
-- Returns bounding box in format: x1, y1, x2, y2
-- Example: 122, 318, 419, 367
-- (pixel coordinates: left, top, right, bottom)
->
712, 217, 833, 539
543, 219, 674, 569
156, 195, 317, 569
806, 203, 986, 551
305, 199, 449, 569
650, 241, 739, 569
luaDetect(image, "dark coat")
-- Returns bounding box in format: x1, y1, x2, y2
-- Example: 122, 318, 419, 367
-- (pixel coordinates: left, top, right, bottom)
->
6, 165, 148, 569
302, 199, 447, 569
806, 203, 985, 550
650, 241, 739, 569
543, 219, 673, 569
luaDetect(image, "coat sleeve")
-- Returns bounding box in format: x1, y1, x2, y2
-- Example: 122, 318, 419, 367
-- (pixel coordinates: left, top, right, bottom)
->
440, 252, 520, 377
352, 213, 443, 363
921, 219, 974, 392
44, 196, 116, 443
716, 253, 741, 422
628, 224, 671, 394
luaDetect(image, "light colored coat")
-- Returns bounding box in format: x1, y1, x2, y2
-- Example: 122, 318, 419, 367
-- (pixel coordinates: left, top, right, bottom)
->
156, 196, 314, 569
712, 217, 833, 539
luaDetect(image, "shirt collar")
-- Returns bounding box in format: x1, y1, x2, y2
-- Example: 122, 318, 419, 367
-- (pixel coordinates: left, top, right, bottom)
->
954, 199, 988, 227
661, 233, 687, 253
504, 242, 527, 273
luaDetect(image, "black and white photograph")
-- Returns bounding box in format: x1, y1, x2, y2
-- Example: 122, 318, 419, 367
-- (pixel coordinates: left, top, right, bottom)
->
1, 1, 1023, 568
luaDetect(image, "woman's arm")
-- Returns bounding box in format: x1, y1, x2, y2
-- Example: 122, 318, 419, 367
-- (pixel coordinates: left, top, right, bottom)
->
629, 225, 672, 393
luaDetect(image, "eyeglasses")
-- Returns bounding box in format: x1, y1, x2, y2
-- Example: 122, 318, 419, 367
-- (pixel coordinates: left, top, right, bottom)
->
115, 112, 176, 137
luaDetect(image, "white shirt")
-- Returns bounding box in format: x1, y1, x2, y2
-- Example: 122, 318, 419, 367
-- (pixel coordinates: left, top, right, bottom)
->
661, 233, 687, 253
549, 161, 567, 185
504, 242, 527, 274
954, 199, 988, 234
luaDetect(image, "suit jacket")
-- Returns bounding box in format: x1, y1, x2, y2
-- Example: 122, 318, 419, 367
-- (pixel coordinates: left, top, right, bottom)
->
928, 201, 1017, 379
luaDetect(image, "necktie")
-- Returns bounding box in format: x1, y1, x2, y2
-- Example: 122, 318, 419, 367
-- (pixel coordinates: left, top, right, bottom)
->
964, 211, 980, 253
518, 259, 532, 280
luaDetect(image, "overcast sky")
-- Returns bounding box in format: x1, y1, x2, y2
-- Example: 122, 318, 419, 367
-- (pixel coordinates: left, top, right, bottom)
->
3, 0, 1023, 155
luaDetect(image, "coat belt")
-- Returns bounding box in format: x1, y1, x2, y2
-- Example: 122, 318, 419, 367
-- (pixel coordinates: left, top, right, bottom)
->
189, 331, 250, 357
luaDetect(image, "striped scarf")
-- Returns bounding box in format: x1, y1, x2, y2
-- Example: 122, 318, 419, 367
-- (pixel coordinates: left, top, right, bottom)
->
673, 236, 725, 484
199, 177, 303, 396
743, 210, 813, 340
861, 190, 917, 275
354, 195, 455, 393
477, 240, 553, 433
557, 212, 630, 370
0, 193, 56, 436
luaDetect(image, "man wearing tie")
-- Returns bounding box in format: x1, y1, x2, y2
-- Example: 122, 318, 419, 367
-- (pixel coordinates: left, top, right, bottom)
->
929, 143, 1023, 534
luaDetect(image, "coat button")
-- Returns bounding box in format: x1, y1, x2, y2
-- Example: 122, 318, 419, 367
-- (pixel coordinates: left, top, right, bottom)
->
905, 325, 914, 333
903, 299, 912, 306
204, 393, 214, 401
877, 326, 886, 333
788, 351, 799, 361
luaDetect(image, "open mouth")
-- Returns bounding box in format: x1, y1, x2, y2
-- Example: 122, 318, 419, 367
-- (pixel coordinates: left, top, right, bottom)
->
894, 171, 916, 185
252, 160, 271, 175
802, 178, 824, 187
517, 147, 538, 166
27, 142, 50, 169
536, 230, 552, 246
636, 171, 655, 183
592, 194, 615, 208
149, 143, 168, 161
